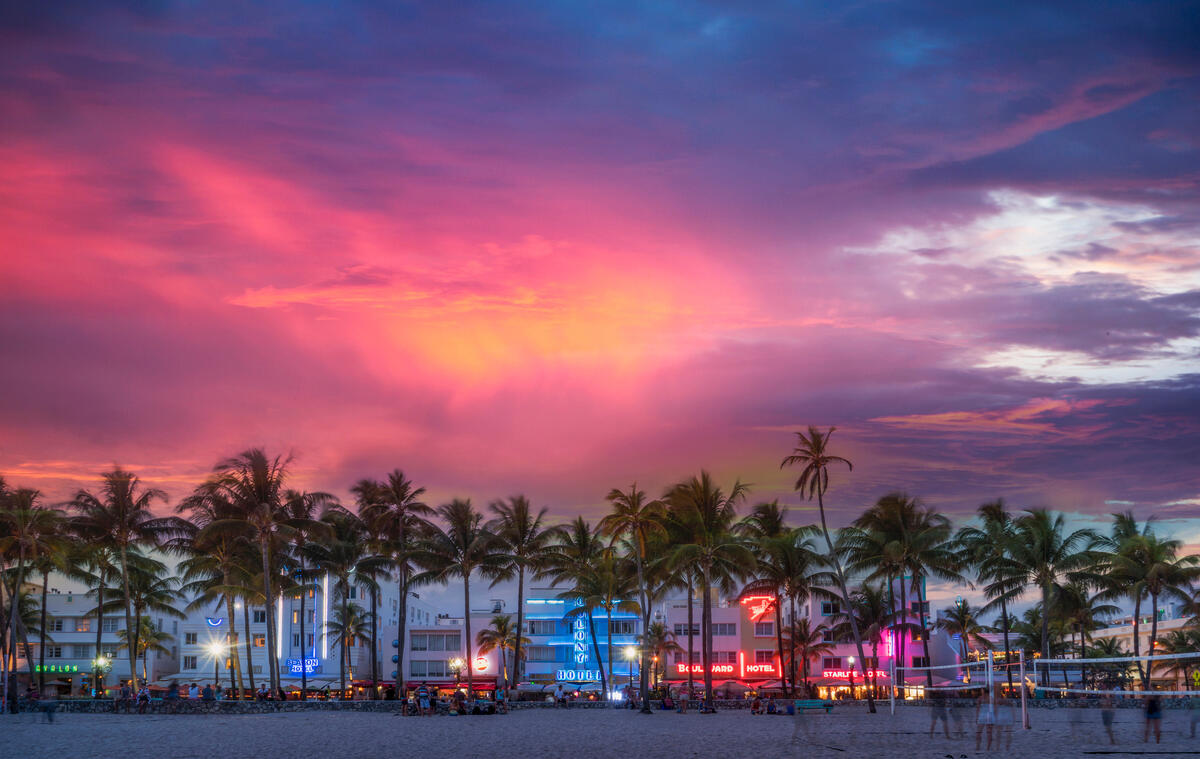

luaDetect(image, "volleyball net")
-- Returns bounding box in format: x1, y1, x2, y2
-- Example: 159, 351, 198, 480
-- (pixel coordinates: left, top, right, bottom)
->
1029, 649, 1200, 698
888, 652, 1031, 728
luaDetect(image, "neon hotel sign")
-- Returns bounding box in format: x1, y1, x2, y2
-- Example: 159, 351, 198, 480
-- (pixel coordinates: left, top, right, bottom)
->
674, 651, 779, 679
822, 669, 889, 679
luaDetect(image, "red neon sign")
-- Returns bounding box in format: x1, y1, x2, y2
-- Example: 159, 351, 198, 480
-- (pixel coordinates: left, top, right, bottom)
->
739, 595, 777, 622
822, 669, 888, 679
673, 651, 783, 679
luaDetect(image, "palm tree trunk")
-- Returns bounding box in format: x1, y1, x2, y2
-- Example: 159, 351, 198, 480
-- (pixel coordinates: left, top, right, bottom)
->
514, 566, 525, 691
298, 562, 307, 699
370, 585, 378, 697
1132, 593, 1145, 687
916, 579, 934, 689
1001, 597, 1013, 690
226, 593, 243, 697
94, 582, 105, 696
634, 542, 652, 713
774, 594, 787, 696
397, 562, 408, 698
463, 577, 474, 698
898, 577, 908, 697
119, 544, 138, 690
341, 593, 349, 698
815, 489, 875, 712
132, 603, 143, 688
789, 595, 798, 693
38, 571, 49, 692
1148, 592, 1160, 690
260, 541, 278, 694
242, 602, 255, 691
686, 574, 694, 700
605, 605, 614, 701
701, 567, 713, 711
1040, 583, 1051, 686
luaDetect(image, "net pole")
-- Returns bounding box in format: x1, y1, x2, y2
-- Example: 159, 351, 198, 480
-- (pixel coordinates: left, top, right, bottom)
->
1019, 650, 1028, 729
889, 655, 895, 715
988, 650, 995, 713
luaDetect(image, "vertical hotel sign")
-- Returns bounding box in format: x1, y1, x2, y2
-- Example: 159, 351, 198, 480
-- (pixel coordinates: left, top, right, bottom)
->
557, 617, 601, 682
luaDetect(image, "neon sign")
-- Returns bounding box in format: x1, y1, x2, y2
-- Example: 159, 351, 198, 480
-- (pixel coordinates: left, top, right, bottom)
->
285, 658, 321, 675
35, 664, 79, 673
676, 663, 736, 675
673, 652, 781, 678
474, 656, 488, 671
205, 617, 224, 627
739, 595, 777, 622
556, 669, 601, 681
822, 669, 888, 679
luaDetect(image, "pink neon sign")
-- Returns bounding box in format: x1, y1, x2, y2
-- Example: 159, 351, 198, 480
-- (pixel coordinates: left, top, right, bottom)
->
822, 669, 889, 679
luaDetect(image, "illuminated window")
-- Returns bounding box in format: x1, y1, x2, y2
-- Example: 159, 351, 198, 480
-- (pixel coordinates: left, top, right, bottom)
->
75, 619, 91, 632
755, 650, 775, 664
292, 611, 299, 624
254, 635, 266, 648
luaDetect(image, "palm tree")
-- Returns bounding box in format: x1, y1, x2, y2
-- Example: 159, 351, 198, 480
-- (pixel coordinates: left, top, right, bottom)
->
71, 469, 177, 691
72, 543, 122, 695
781, 426, 875, 712
326, 602, 372, 689
1096, 512, 1155, 685
354, 470, 432, 698
1136, 535, 1199, 683
601, 484, 665, 712
490, 495, 554, 690
24, 503, 67, 693
475, 614, 529, 686
934, 600, 993, 674
1053, 581, 1119, 687
665, 471, 755, 711
1087, 637, 1135, 688
1008, 509, 1095, 683
204, 450, 294, 693
281, 490, 334, 698
116, 615, 175, 684
956, 500, 1024, 688
412, 499, 503, 698
1153, 629, 1200, 689
639, 621, 681, 692
783, 618, 835, 694
833, 583, 894, 698
558, 552, 640, 699
305, 509, 388, 698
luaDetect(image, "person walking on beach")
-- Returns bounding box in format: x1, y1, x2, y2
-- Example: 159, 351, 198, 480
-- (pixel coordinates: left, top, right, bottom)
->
975, 688, 995, 751
41, 687, 57, 723
1188, 692, 1200, 738
929, 693, 951, 739
1144, 694, 1163, 744
1100, 690, 1116, 745
992, 686, 1014, 750
416, 682, 431, 716
164, 681, 180, 714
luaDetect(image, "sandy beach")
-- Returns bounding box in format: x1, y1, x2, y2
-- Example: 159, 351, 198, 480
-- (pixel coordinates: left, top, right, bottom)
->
6, 705, 1200, 759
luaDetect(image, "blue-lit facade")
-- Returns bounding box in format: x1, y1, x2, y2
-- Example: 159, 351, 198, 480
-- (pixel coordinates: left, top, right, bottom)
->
522, 592, 641, 689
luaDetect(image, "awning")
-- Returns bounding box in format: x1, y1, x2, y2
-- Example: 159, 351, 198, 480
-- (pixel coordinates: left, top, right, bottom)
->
754, 680, 784, 690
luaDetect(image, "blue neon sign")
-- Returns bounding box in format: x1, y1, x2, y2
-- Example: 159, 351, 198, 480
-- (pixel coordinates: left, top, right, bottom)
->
284, 658, 321, 675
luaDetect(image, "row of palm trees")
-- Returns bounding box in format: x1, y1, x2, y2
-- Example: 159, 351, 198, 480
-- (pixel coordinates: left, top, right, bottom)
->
3, 427, 1200, 713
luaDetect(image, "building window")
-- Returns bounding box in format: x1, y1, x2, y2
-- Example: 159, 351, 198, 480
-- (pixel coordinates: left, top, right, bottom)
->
48, 618, 64, 632
821, 601, 839, 616
711, 623, 736, 636
609, 621, 635, 635
253, 665, 262, 674
253, 635, 266, 648
183, 656, 198, 670
45, 646, 63, 658
911, 629, 926, 642
293, 633, 301, 647
252, 610, 266, 624
528, 621, 556, 636
75, 619, 91, 632
72, 645, 92, 659
673, 624, 700, 636
822, 657, 841, 670
712, 651, 737, 664
755, 650, 775, 664
822, 629, 835, 643
911, 656, 929, 668
753, 622, 774, 637
348, 586, 357, 600
411, 634, 427, 651
525, 646, 558, 662
184, 633, 198, 646
101, 618, 118, 633
410, 660, 426, 677
292, 611, 299, 624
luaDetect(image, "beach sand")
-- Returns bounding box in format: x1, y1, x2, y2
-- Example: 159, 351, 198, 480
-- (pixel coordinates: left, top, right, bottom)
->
6, 704, 1199, 759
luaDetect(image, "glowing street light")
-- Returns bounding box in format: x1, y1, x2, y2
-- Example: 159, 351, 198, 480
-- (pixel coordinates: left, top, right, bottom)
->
207, 640, 227, 686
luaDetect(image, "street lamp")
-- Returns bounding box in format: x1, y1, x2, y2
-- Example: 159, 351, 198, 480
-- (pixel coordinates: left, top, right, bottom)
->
207, 641, 226, 688
847, 656, 856, 699
92, 655, 112, 698
449, 657, 465, 689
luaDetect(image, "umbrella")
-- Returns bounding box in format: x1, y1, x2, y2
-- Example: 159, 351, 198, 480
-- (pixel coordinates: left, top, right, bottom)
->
577, 682, 603, 692
716, 680, 750, 692
516, 682, 547, 692
756, 680, 784, 690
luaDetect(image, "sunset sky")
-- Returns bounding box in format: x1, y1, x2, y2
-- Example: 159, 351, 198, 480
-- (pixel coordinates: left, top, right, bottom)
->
2, 1, 1198, 552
